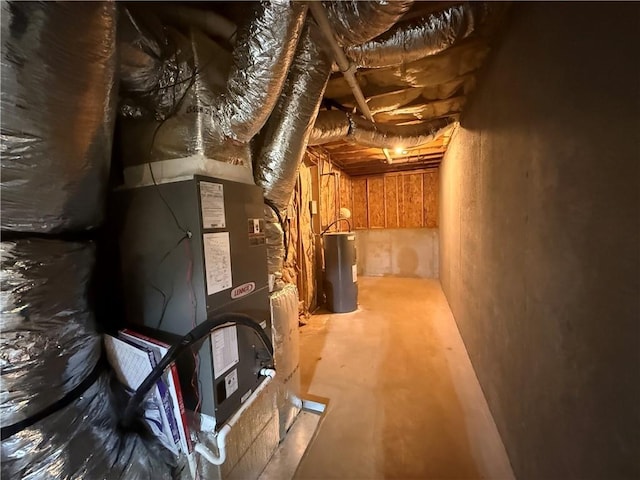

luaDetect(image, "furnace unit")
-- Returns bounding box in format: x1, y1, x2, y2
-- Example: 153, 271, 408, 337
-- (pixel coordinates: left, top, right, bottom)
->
116, 176, 271, 427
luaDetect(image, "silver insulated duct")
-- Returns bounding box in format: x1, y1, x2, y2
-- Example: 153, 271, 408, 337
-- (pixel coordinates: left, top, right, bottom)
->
306, 110, 351, 146
254, 1, 418, 285
345, 3, 484, 68
218, 1, 308, 143
1, 240, 176, 479
254, 0, 417, 209
254, 23, 333, 212
118, 1, 307, 171
0, 1, 117, 233
253, 22, 333, 286
309, 110, 453, 149
322, 0, 414, 47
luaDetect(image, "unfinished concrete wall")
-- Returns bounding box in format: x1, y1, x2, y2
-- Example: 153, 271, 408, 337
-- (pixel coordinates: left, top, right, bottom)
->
356, 228, 438, 278
440, 3, 640, 479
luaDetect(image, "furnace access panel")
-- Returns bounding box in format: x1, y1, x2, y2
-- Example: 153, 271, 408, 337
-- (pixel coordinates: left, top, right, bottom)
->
116, 176, 270, 427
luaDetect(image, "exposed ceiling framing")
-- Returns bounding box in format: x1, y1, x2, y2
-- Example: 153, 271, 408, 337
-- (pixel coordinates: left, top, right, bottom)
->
317, 1, 507, 176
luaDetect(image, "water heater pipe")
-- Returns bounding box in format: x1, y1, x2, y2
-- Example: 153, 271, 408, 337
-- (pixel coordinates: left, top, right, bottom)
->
195, 369, 276, 466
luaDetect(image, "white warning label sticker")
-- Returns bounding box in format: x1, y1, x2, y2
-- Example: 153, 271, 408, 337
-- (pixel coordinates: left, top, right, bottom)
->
203, 232, 232, 295
200, 182, 226, 229
352, 264, 358, 283
212, 326, 239, 379
224, 369, 239, 398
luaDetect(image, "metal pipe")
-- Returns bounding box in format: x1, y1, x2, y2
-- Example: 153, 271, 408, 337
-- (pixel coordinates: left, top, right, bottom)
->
308, 2, 393, 163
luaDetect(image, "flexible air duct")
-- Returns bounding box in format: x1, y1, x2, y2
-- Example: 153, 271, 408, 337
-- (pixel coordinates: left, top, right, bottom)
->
253, 22, 333, 285
0, 240, 100, 427
307, 110, 351, 146
254, 22, 333, 212
323, 0, 414, 47
119, 1, 307, 150
345, 3, 484, 68
0, 1, 117, 233
220, 1, 308, 143
309, 110, 453, 148
2, 373, 175, 480
0, 239, 176, 478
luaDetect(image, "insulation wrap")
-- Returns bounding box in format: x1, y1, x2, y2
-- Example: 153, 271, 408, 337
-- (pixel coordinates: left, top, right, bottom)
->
309, 110, 453, 148
345, 3, 482, 68
323, 0, 414, 47
1, 373, 175, 480
0, 239, 176, 479
270, 284, 301, 439
118, 8, 194, 120
367, 87, 426, 114
217, 0, 308, 143
254, 22, 333, 212
253, 21, 332, 285
308, 110, 351, 146
264, 205, 286, 291
0, 240, 101, 427
119, 1, 306, 173
0, 1, 117, 233
118, 26, 253, 170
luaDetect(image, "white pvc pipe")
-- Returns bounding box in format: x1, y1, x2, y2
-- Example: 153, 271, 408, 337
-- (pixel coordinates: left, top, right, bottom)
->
308, 2, 394, 164
195, 369, 276, 466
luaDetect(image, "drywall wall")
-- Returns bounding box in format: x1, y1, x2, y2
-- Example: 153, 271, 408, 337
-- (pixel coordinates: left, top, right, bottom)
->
440, 3, 640, 479
356, 228, 438, 279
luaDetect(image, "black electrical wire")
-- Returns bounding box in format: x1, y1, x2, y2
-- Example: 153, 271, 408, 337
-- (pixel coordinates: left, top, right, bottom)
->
264, 198, 289, 261
321, 218, 352, 235
146, 36, 220, 236
120, 312, 274, 428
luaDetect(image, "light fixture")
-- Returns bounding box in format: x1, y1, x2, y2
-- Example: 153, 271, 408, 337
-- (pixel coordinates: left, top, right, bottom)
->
394, 146, 404, 155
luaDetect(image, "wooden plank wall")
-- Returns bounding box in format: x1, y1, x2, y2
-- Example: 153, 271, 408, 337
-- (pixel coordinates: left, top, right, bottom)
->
317, 152, 353, 233
352, 178, 368, 229
346, 169, 440, 229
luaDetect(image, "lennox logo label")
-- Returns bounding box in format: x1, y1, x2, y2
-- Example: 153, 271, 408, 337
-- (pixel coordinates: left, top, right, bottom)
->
231, 282, 255, 299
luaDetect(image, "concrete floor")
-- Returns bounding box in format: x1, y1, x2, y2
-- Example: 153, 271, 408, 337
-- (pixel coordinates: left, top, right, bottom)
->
295, 277, 514, 480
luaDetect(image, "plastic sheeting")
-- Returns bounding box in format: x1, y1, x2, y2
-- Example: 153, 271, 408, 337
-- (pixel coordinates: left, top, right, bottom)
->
254, 22, 333, 212
0, 240, 101, 427
323, 0, 413, 47
1, 373, 176, 480
270, 285, 301, 439
0, 1, 117, 233
345, 3, 482, 68
119, 2, 306, 172
309, 110, 453, 148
